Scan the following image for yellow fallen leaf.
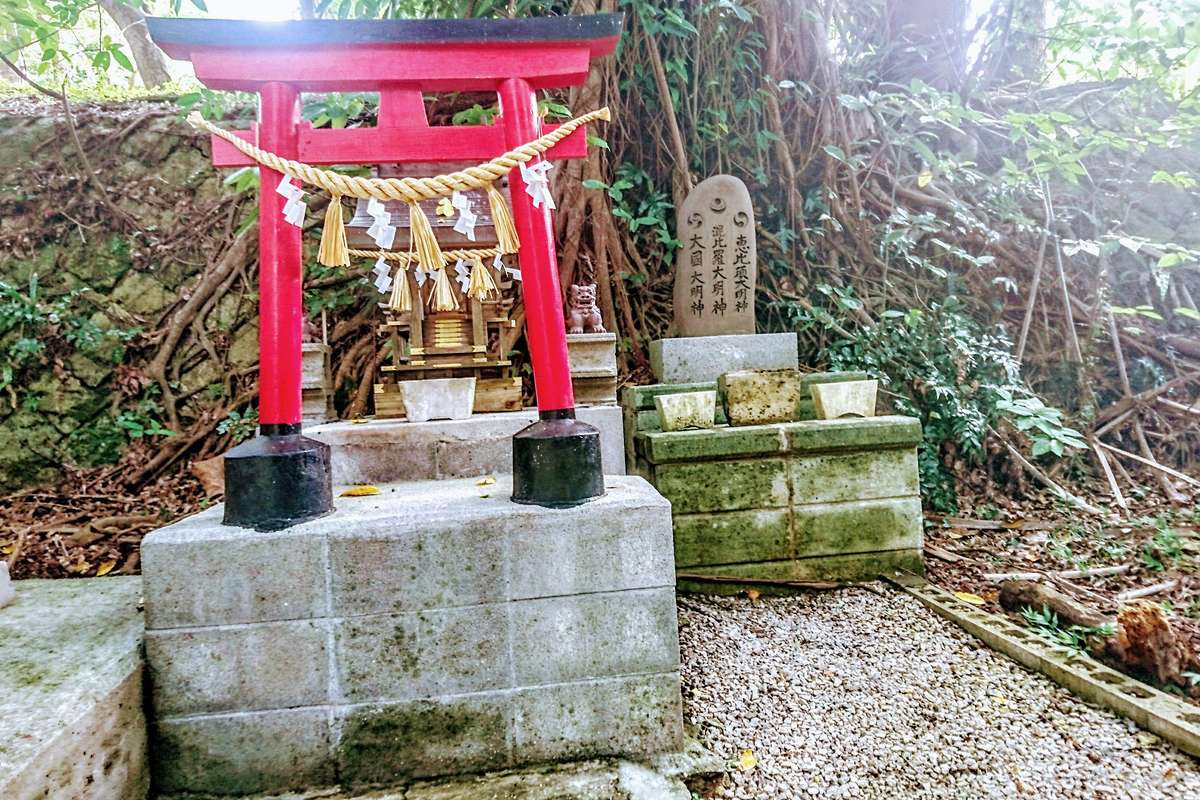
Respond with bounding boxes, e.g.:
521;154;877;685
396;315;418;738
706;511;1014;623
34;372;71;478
476;476;496;486
95;559;118;577
436;198;455;217
350;418;369;425
745;588;761;606
992;693;1007;706
954;591;986;605
479;494;491;499
737;749;757;771
917;170;933;188
340;485;381;497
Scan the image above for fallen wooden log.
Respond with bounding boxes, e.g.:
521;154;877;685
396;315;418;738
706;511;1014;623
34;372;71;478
999;579;1110;628
984;565;1130;582
1116;579;1179;602
998;579;1193;686
925;545;965;563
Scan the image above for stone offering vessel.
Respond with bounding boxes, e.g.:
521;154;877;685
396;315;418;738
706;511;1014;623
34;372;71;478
567;283;606;334
672;175;757;337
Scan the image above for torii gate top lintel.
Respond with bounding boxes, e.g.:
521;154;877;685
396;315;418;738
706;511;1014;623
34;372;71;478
146;15;622;92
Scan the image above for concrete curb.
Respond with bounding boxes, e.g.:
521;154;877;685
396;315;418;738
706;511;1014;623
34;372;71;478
886;574;1200;759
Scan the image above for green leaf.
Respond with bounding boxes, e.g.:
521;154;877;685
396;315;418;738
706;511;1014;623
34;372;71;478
111;47;133;72
823;144;846;162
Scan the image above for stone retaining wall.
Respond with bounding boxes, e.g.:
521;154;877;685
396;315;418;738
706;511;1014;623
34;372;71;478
624;382;923;584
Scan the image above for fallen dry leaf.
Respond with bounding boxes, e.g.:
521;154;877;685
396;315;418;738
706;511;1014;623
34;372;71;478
1135;731;1160;747
737;749;757;771
476;476;496;486
954;591;987;605
190;455;225;498
95;559;118;577
339;485;381;497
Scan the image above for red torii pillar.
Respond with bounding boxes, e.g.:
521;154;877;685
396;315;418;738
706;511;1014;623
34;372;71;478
148;14;622;528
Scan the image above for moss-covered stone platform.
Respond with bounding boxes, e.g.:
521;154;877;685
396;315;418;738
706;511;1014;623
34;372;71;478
623;384;924;587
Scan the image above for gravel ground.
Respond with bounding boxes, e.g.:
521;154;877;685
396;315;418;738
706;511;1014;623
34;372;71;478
678;586;1200;800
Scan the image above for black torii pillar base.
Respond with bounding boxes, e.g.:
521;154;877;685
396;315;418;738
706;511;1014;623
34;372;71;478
511;410;605;508
222;424;333;531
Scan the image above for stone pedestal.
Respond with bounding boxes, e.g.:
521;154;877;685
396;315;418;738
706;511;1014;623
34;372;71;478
306;407;626;484
650;333;797;384
141;475;684;796
301;343;335;424
567;332;618;406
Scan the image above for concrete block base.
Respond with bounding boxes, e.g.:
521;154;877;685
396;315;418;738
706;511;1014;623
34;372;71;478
141;475;683;796
650;333;797;383
1;578;147;800
306;407;625;485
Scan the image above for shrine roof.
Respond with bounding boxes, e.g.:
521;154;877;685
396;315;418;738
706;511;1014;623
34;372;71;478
146;14;623;60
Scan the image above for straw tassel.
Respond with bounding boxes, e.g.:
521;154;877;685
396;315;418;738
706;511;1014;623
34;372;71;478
428;265;459;312
318;195;350;267
486;183;521;254
467;257;499;301
408;201;445;270
389;265;412;313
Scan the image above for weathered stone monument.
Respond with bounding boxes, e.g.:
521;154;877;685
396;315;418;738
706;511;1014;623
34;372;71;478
672;174;757;337
651;175;797;383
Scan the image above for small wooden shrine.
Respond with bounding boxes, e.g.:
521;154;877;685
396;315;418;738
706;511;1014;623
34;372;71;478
349;165;522;417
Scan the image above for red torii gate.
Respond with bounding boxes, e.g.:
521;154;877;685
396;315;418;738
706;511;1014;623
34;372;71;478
147;15;622;528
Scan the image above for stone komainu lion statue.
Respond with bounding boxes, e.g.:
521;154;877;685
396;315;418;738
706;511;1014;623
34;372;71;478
567;283;606;334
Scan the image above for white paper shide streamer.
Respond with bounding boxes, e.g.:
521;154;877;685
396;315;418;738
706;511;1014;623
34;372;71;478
372;256;392;294
366;198;397;250
519;161;555;210
494;252;521;282
454;259;471;292
450;191;478;241
276;177;307;226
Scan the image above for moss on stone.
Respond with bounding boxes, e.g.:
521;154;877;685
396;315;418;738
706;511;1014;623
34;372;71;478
782;415;922;453
338;700;507;788
655;458;789;514
673;508;792;568
642;425;784;463
790;448;919;505
794;497;923;557
676;549;925;594
622;382;719;411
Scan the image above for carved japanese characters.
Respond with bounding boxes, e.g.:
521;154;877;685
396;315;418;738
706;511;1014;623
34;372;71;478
671;175;757;337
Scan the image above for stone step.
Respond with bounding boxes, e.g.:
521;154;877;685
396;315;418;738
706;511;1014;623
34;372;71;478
161;742;726;800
